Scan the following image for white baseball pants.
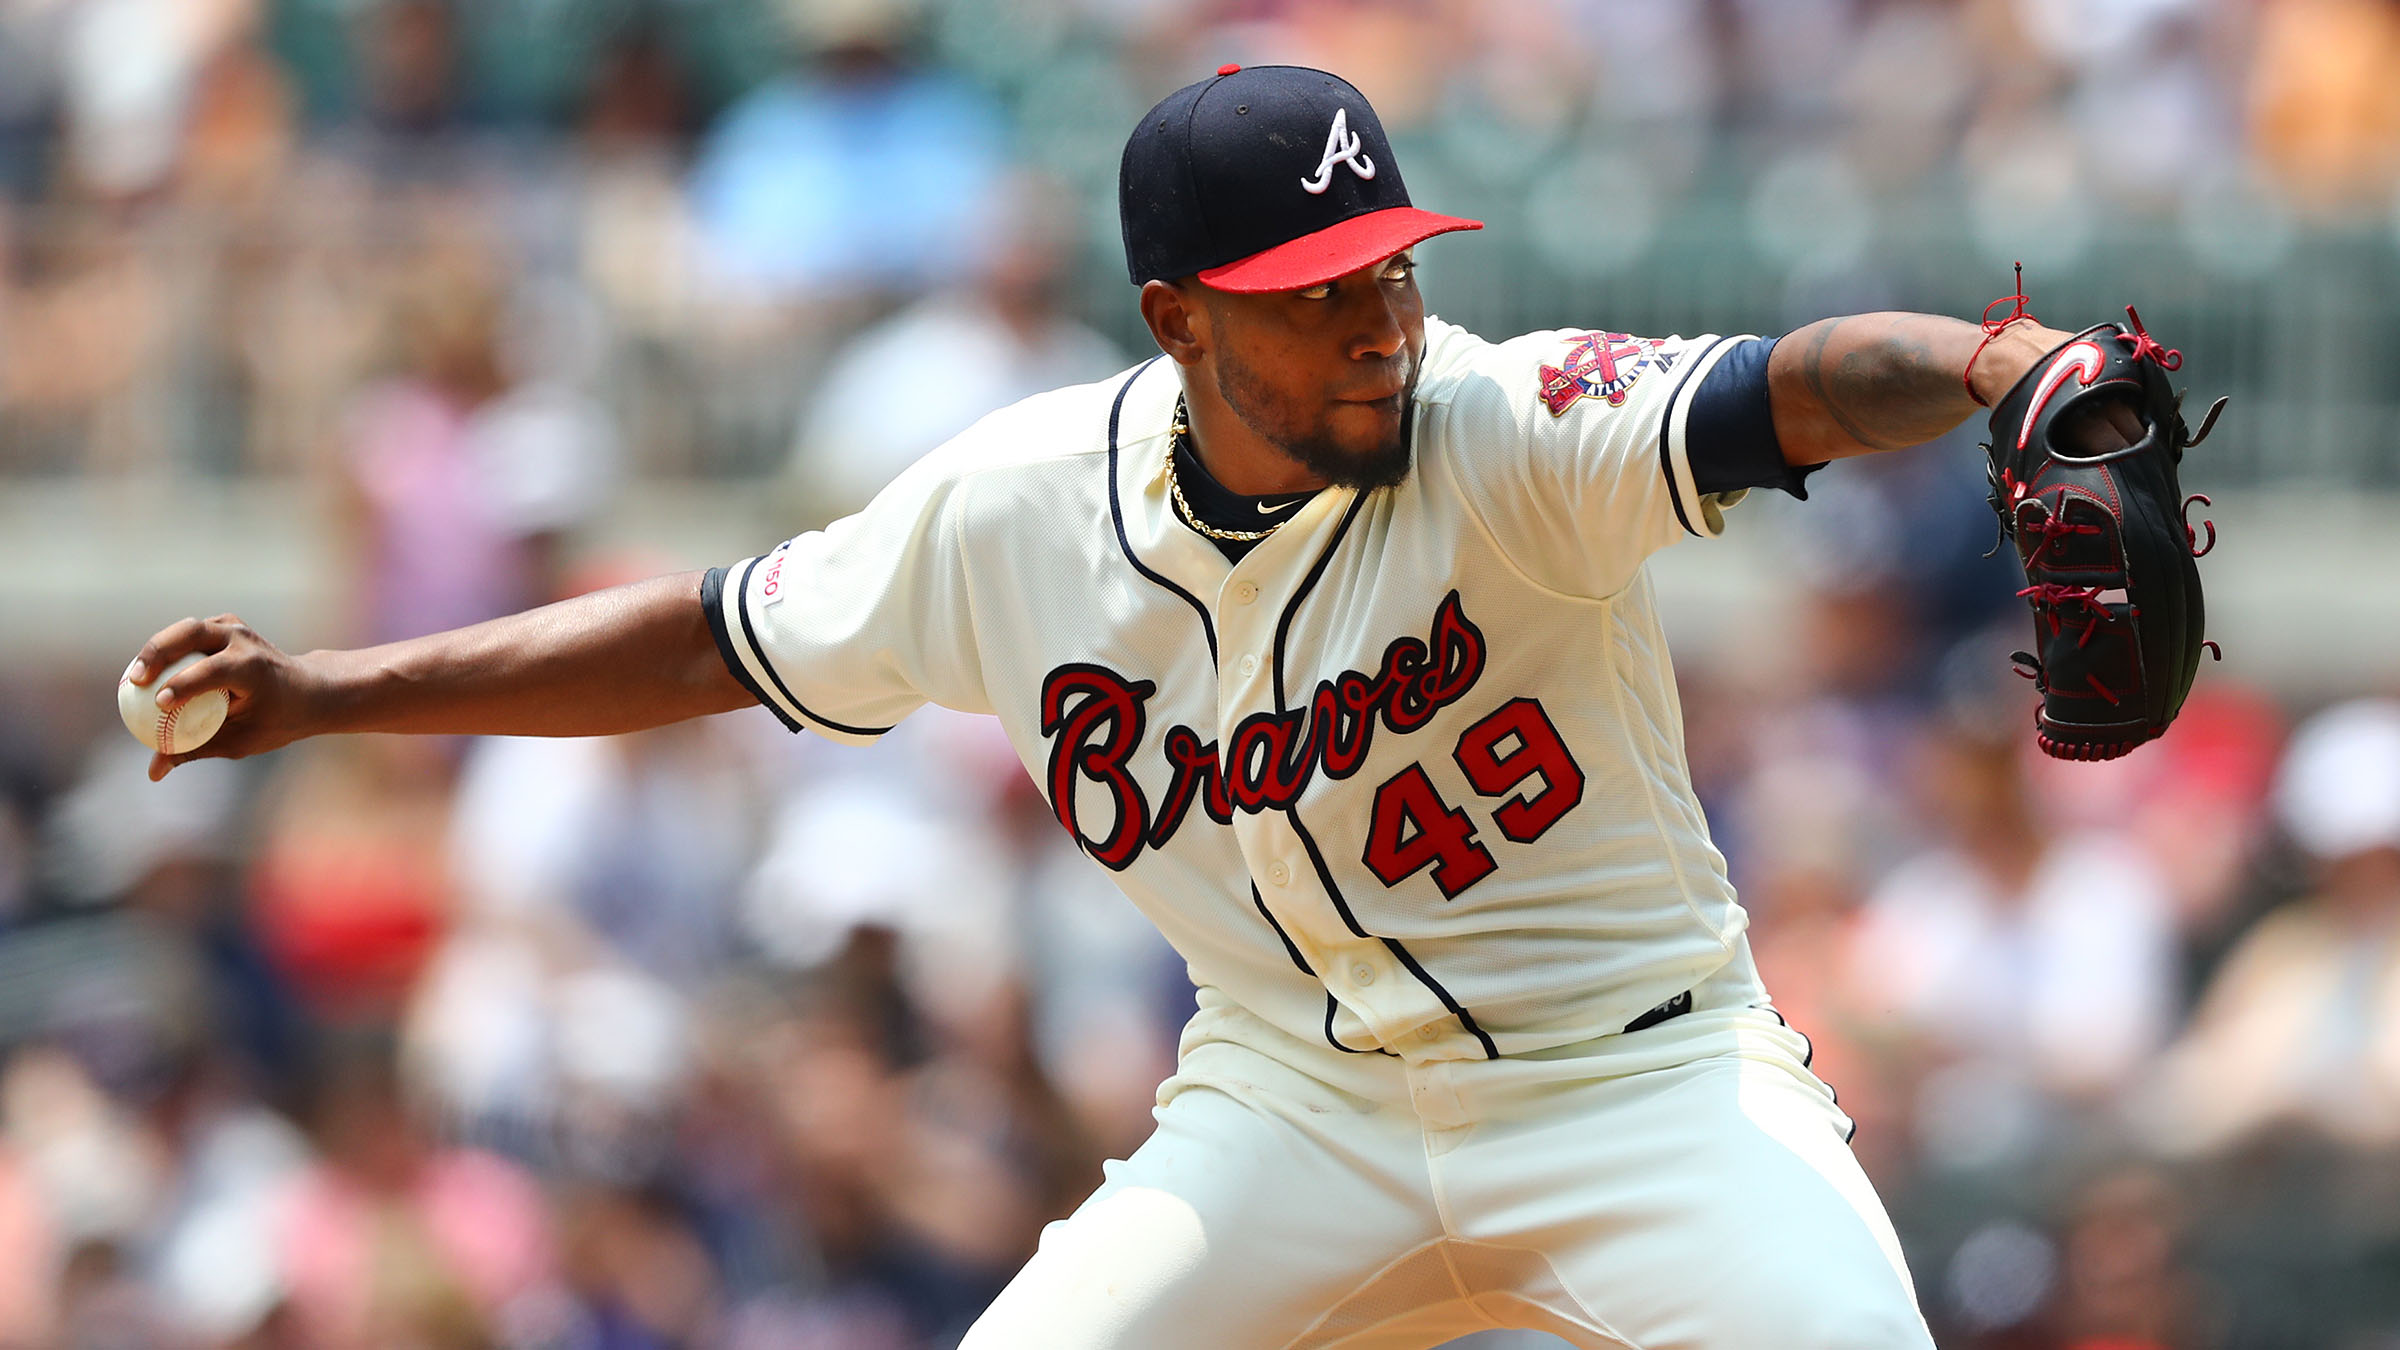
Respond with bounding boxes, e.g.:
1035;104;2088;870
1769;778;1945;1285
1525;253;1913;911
960;978;1932;1349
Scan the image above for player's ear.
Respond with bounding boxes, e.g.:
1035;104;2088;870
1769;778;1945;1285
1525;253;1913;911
1140;278;1209;366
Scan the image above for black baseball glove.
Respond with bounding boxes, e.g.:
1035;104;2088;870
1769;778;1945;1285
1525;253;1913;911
1984;309;2226;761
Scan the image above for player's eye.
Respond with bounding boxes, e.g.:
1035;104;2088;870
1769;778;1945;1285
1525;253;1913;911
1298;256;1411;302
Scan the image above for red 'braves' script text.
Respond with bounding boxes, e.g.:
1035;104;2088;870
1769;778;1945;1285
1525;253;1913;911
1039;591;1486;870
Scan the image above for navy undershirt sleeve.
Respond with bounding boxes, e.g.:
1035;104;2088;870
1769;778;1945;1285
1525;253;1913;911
1684;335;1823;501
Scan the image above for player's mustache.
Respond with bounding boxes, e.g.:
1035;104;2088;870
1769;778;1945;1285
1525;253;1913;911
1339;356;1416;402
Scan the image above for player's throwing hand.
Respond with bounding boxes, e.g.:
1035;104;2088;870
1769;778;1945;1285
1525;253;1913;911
120;572;753;781
123;614;324;781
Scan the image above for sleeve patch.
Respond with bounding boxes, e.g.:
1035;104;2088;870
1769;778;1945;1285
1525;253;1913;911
756;539;793;608
1538;331;1669;416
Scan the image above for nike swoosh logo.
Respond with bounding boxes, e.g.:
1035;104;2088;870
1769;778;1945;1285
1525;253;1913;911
1256;499;1305;515
2017;340;2106;451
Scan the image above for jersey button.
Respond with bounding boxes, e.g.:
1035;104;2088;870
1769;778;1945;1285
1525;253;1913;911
1267;861;1290;886
1417;1025;1441;1043
1351;963;1376;985
1238;654;1259;677
1234;581;1259;604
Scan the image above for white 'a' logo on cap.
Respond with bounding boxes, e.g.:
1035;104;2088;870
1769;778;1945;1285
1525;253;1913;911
1300;107;1376;194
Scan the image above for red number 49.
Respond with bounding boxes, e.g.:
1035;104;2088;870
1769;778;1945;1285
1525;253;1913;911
1362;698;1585;899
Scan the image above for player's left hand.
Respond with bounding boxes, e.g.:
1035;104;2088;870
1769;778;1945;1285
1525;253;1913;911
1981;308;2227;760
1970;320;2144;456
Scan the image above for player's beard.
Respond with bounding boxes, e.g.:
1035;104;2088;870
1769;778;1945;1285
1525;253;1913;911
1214;347;1416;491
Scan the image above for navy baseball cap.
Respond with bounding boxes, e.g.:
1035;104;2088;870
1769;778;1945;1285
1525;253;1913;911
1119;64;1482;293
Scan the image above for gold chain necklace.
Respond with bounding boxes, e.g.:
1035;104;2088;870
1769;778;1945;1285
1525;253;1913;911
1165;395;1294;544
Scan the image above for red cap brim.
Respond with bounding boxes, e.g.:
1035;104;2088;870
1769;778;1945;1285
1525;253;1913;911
1196;206;1484;293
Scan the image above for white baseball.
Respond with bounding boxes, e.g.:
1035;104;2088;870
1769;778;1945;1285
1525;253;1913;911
118;652;229;755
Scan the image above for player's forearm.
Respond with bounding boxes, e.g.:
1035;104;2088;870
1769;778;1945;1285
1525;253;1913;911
308;571;752;738
1768;311;2067;465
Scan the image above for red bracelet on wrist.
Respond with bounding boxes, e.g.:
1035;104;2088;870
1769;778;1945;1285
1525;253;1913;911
1965;262;2035;408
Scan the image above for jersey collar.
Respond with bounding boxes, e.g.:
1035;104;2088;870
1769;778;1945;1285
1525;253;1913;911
1109;358;1358;610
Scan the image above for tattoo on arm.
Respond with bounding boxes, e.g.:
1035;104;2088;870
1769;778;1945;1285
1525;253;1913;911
1784;313;1983;459
1796;316;1973;452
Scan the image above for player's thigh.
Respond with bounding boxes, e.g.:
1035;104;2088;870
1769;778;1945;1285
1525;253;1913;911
960;1076;1444;1350
1469;1025;1932;1350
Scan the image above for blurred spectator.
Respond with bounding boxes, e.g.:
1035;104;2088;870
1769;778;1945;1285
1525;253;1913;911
574;21;707;474
275;1032;555;1350
178;6;294;212
2248;0;2400;214
338;0;477;182
787;175;1124;517
338;254;619;647
139;1053;311;1343
43;739;242;908
725;952;1015;1348
409;696;765;1160
552;1181;720;1349
446;713;763;991
0;210;164;474
1847;722;2178;1156
2051;1166;2195;1350
55;0;254;204
581;20;696;159
676;2;1020;477
53;1237;191;1350
1832;1;1975;193
2017;683;2288;988
2147;700;2400;1153
247;738;457;1023
0;3;64;201
684;0;1006;303
0;1046;158;1289
39;735;308;1084
0;1095;59;1345
1014;817;1187;1163
742;756;1019;1023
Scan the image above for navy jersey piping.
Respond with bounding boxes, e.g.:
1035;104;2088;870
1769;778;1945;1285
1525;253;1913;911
719;558;894;738
1105;358;1217;663
1270;487;1370;701
1654;335;1735;538
701;566;803;734
1287;813;1500;1059
1768;1006;1855;1143
1112;359;1349;1045
1254;884;1382;1056
1326;992;1393;1057
1254;883;1313;975
1271;471;1500;1061
1379;935;1497;1058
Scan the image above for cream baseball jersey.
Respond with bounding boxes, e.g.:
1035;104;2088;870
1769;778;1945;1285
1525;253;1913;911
705;316;1772;1059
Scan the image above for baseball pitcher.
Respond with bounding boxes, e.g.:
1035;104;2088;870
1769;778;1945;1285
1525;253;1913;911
129;66;2219;1349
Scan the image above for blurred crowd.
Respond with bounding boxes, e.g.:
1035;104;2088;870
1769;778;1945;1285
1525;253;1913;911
2;2;2400;1349
5;0;2400;481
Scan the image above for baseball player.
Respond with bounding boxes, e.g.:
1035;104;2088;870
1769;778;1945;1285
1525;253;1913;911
132;66;2137;1348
